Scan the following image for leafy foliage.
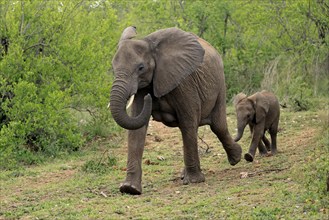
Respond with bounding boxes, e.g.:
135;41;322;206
0;1;118;169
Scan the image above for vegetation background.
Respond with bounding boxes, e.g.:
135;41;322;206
0;0;328;219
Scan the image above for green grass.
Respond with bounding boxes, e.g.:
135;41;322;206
0;107;328;219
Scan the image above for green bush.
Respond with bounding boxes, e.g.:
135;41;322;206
0;80;83;169
287;76;314;111
0;1;118;169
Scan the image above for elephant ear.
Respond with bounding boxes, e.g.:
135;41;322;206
249;92;270;124
233;93;247;108
120;26;137;41
144;28;205;98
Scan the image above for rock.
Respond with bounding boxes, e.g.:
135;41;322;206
240;172;249;179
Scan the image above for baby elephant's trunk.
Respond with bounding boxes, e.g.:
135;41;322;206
234;124;245;142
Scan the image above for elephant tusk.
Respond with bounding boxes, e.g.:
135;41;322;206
108;95;134;109
126;95;135;110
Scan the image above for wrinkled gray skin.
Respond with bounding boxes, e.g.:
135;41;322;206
233;91;280;162
110;26;242;195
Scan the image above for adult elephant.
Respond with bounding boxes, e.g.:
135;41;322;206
110;26;242;195
233;91;280;162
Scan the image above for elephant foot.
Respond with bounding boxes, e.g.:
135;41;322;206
258;146;268;156
270;149;278;155
226;142;242;166
181;168;205;185
119;182;142;195
244;153;254;162
265;145;271;152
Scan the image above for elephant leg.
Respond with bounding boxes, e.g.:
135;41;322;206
210;124;242;165
120;126;147;195
269;126;278;155
262;134;271;151
249;123;254;138
179;125;205;185
245;123;265;162
210;104;242;165
120;92;149;195
258;138;268;156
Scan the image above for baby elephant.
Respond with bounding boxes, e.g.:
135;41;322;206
233;90;280;162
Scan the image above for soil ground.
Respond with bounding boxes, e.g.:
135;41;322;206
0;108;328;219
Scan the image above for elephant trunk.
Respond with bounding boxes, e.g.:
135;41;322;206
234;122;246;142
110;79;152;130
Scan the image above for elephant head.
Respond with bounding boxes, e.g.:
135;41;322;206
233;92;269;142
110;27;205;130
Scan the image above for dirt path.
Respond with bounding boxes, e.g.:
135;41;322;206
0;110;327;219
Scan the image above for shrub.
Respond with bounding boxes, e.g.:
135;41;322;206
0;80;83;169
287;76;314;111
0;1;119;169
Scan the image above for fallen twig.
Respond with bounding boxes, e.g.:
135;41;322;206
240;167;290;178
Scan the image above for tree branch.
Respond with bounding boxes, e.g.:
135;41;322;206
23;43;47;53
19;1;25;35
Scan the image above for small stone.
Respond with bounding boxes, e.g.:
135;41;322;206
240;172;249;178
157;156;165;161
154;135;163;142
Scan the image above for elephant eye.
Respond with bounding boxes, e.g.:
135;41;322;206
138;63;144;72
